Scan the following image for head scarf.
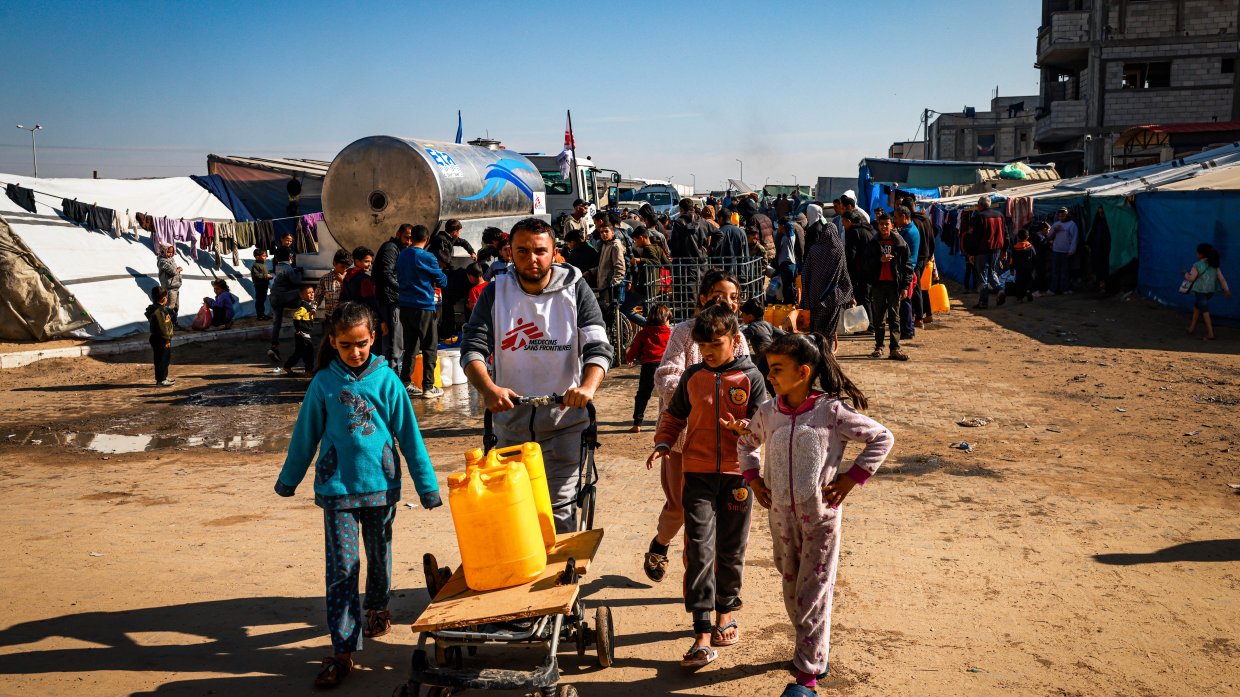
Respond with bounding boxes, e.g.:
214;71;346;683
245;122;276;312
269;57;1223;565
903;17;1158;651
806;203;823;227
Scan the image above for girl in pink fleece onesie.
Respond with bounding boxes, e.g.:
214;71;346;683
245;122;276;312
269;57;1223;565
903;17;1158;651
728;332;893;696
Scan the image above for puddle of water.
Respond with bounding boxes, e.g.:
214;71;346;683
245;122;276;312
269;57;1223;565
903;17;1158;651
9;430;290;454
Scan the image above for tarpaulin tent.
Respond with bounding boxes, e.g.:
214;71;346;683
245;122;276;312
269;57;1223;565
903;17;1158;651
191;174;255;221
1135;191;1237;320
207;155;327;221
0;173;256;339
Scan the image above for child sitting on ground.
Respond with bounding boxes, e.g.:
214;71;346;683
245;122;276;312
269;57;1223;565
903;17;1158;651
728;332;894;696
274;302;441;689
625;303;672;433
204;280;239;329
648;303;767;669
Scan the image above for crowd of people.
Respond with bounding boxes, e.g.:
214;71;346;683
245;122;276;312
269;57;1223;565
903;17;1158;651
228;212;896;696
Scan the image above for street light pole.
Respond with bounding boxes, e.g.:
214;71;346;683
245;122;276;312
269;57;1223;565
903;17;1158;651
735;159;743;182
16;124;43;177
792;174;798;191
690;173;696;194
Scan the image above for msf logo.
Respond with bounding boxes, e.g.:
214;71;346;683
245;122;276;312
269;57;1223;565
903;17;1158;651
501;318;545;352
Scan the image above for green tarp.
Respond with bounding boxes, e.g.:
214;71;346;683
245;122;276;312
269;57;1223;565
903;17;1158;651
1090;195;1139;275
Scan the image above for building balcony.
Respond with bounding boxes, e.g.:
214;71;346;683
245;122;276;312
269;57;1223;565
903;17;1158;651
1034;100;1087;143
1037;10;1090;67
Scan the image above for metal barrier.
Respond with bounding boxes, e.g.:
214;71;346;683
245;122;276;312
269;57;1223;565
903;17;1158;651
593;256;768;360
632;257;767;325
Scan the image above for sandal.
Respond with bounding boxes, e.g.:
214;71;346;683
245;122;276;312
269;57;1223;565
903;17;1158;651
869;348;883;358
888;349;910;362
314;656;352;688
679;643;718;668
711;620;740;647
363;609;391;638
643;552;669;583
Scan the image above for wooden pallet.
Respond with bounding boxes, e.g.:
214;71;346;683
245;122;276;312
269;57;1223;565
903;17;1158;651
411;528;604;633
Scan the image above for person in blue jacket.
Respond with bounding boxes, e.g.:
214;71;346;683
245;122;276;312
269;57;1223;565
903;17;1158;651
396;224;449;398
274;301;442;689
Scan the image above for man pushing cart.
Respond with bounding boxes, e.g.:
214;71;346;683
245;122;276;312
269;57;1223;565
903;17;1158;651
461;217;613;533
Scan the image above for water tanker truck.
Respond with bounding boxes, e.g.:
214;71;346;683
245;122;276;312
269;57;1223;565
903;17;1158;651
302;135;618;279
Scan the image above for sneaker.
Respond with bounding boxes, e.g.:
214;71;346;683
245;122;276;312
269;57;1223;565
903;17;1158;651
266;347;281;363
273;367;288;376
157;379;175;386
406;384;423;396
419;386;444;399
914;320;924;329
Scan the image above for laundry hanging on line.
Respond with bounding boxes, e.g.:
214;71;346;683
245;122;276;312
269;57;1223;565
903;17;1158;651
5;183;36;213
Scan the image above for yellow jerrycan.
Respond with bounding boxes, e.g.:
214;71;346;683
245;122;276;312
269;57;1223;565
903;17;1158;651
447;461;547;591
486;443;556;549
930;283;951;314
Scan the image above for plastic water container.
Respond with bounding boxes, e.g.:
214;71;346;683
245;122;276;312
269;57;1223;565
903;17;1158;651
448;461;547;591
930;284;951;314
840;304;870;334
485;443;555;549
410;356;443;389
439;349;460;387
452;354;467;385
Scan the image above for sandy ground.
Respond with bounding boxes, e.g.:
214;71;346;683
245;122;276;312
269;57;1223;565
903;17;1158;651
0;288;1237;697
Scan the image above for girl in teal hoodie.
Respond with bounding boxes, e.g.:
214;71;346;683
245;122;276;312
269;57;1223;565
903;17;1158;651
275;301;441;688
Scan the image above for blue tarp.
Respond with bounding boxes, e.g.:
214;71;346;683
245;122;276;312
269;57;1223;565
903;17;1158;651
1135;191;1238;320
191;174;255;222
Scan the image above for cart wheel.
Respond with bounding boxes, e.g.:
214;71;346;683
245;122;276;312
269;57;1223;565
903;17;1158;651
557;684;579;697
426;687;453;697
595;606;615;668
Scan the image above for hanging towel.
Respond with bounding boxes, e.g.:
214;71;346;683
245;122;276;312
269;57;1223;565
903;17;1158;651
5;184;36;213
136;211;156;233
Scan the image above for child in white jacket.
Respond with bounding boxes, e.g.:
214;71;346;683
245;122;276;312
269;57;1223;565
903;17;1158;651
726;332;893;697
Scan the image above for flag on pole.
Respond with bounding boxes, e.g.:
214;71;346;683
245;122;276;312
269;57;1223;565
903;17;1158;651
455;111;463;144
557;110;575;180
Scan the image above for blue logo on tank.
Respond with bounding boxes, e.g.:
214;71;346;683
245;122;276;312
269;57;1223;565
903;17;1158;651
460;158;536;201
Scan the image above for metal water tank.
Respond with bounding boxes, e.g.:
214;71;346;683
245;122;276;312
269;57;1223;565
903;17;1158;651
322;136;544;252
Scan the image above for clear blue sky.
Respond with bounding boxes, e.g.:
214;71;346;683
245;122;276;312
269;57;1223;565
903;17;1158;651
0;0;1040;189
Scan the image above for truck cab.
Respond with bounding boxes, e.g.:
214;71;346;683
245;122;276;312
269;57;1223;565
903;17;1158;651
527;155;620;235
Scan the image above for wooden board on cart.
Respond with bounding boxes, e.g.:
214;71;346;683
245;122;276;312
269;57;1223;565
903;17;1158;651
411;528;605;633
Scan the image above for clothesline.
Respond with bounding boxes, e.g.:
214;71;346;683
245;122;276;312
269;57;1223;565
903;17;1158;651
0;180;236;223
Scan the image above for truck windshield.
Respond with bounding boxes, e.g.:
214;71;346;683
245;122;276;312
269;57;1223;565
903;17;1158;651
638;191;672;206
540;171;573;195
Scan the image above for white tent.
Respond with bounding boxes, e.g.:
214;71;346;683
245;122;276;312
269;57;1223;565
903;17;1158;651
0;173;259;340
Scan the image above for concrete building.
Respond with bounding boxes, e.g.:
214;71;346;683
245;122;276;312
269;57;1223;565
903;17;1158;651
887;140;926;159
926;96;1039;163
1035;0;1240;174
